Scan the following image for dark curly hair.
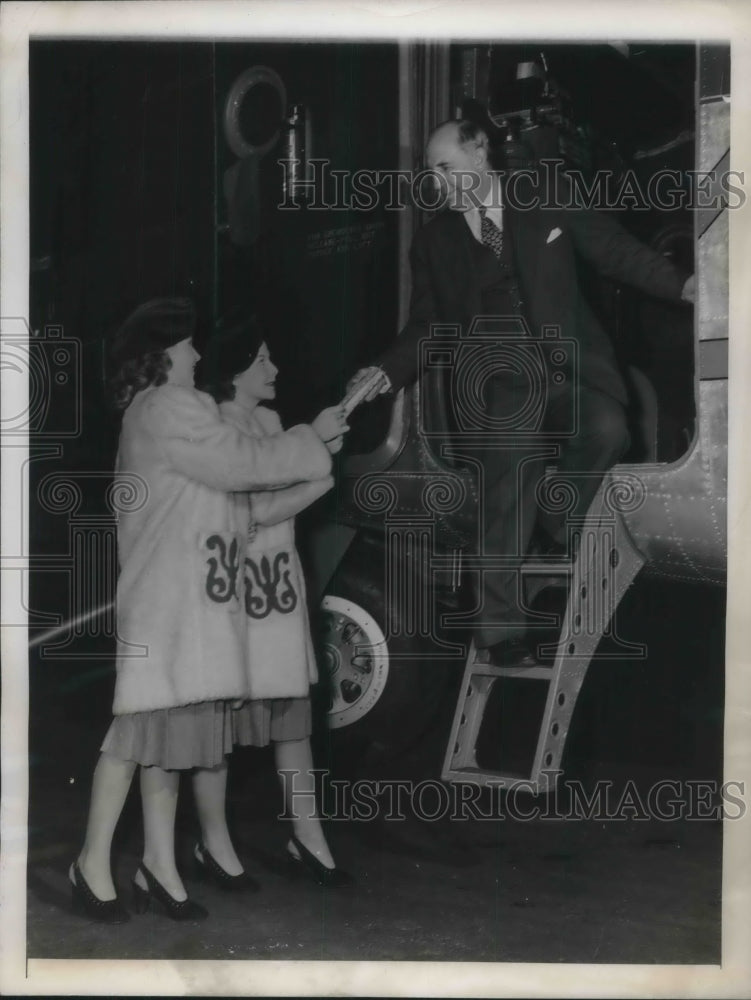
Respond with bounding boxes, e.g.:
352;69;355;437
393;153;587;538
108;350;172;412
194;315;266;404
105;297;196;412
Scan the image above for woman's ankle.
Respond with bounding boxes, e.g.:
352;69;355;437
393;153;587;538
139;856;187;900
72;853;117;900
291;823;336;869
198;834;243;876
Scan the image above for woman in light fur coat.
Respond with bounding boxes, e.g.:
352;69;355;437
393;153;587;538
196;320;353;887
71;299;347;922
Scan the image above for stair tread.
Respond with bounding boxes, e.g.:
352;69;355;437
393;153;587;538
468;662;554;680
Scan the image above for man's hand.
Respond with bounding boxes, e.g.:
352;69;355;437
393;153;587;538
345;366;391;403
681;274;695;304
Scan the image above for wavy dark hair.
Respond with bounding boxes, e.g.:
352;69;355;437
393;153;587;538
105;297;196;412
194;316;266;404
108;350;172;412
193;358;235;405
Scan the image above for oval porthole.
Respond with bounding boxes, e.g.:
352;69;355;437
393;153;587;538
223;66;287;159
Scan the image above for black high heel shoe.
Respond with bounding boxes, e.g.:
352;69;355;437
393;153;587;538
286;835;354;888
132;864;208;921
193;842;260;892
69;861;130;923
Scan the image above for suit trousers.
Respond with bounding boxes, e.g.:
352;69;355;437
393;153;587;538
472;375;630;648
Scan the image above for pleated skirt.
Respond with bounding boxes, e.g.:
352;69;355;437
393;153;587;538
101;697;312;771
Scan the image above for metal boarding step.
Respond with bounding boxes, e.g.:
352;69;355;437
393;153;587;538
441;490;647;793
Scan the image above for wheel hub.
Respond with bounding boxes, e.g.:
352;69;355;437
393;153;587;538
320;595;389;729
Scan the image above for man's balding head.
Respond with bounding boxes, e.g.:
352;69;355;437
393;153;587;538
429;119;490;152
425;119;494;212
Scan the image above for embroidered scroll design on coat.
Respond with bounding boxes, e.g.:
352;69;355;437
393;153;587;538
244;551;298;618
204;534;241;603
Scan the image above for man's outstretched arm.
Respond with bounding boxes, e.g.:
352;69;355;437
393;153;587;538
348;229;440;399
564;190;693;303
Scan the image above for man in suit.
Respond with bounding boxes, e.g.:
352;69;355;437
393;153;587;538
350;119;693;668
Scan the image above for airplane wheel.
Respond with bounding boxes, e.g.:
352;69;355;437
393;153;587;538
315;574;453;767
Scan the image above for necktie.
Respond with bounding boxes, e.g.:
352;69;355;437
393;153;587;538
479;206;503;259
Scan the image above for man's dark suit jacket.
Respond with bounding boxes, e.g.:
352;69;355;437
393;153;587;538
377;185;687;407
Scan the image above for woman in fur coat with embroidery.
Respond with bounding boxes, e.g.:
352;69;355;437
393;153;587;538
196;320;354;887
71;299;347;922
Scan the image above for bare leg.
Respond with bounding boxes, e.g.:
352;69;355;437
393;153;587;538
74;752;137;900
192;763;243;875
136;765;185;900
276;738;335;869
